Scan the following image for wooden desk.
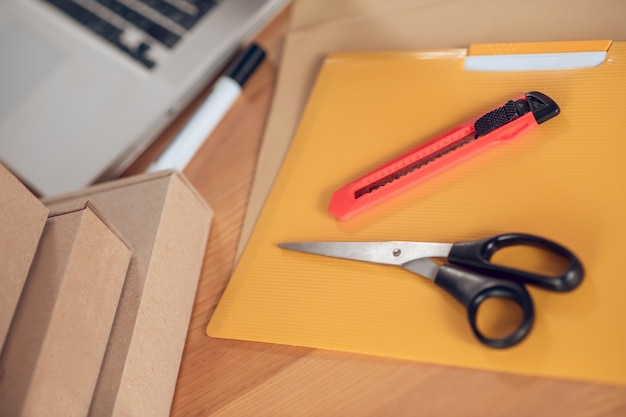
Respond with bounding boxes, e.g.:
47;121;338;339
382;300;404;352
124;5;626;416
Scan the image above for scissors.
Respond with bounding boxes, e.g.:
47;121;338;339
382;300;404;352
278;233;584;348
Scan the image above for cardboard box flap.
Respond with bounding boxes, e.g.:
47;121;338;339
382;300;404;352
0;163;48;351
47;200;132;250
44;170;212;216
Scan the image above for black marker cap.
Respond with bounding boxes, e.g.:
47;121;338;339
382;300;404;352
227;43;266;87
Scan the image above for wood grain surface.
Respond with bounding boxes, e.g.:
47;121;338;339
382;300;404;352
123;5;626;416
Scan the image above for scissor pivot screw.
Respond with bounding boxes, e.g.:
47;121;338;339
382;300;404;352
393;248;402;257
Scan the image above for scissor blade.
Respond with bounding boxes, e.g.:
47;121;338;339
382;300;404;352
278;241;452;268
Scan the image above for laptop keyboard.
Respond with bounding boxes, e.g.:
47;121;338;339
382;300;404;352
42;0;218;69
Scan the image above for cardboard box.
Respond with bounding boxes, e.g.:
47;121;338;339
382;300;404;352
43;170;213;417
0;202;132;417
0;163;48;350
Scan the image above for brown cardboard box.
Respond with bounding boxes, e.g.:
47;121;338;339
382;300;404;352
0;163;48;350
42;170;213;417
0;202;132;417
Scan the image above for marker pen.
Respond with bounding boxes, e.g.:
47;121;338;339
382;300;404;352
148;43;266;172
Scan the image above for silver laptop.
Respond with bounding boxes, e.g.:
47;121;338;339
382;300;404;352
0;0;285;196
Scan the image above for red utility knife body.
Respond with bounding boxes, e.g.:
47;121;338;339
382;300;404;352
328;91;560;221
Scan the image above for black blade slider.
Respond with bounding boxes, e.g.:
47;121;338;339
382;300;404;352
474;91;560;138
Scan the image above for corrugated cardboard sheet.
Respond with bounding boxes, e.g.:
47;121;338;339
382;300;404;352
210;41;626;385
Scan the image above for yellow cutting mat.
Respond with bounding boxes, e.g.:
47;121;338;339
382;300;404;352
208;41;626;385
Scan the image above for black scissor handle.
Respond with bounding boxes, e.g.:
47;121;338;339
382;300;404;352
446;233;584;292
435;264;535;348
